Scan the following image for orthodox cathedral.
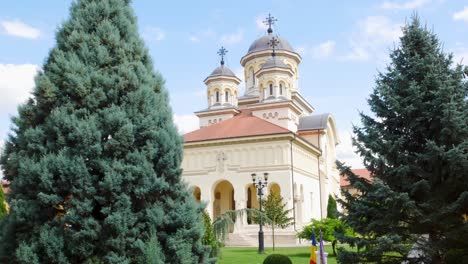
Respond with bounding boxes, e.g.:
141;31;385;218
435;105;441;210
182;15;340;245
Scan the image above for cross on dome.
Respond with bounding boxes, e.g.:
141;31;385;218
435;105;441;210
263;13;277;34
268;36;280;57
217;46;228;65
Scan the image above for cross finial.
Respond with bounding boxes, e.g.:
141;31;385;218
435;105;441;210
269;36;280;57
217;46;228;66
263;13;277;34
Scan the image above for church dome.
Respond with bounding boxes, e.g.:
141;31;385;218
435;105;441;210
206;65;237;79
247;35;295;55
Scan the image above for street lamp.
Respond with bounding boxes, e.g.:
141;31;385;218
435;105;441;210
251;172;269;254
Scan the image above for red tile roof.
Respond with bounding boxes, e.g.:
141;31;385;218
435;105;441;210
340;168;373;187
184;110;291;143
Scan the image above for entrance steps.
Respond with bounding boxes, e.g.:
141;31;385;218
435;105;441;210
225;226;300;247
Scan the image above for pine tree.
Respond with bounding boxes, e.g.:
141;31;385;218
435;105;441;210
337;16;468;263
0;0;210;263
262;192;293;251
326;194;337;219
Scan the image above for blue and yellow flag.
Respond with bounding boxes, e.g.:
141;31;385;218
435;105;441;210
309;232;317;264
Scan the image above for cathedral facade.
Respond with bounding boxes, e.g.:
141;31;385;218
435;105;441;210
182;17;340;245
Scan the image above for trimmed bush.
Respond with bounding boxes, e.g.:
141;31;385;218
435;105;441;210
263;254;292;264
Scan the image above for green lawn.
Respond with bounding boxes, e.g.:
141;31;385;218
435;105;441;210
218;245;338;264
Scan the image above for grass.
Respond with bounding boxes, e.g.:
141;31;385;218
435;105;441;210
218;245;339;264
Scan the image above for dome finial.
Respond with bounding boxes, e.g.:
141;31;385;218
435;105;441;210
269;36;280;57
263;13;277;34
217;46;228;66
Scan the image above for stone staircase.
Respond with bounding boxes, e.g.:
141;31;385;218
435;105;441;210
225;225;299;247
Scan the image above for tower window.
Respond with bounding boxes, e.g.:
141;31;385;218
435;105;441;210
216;91;219;103
280;84;283;95
225;91;229;103
269;84;273;95
251;69;255;86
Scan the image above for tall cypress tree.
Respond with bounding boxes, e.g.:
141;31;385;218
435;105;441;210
338;16;468;263
0;0;211;263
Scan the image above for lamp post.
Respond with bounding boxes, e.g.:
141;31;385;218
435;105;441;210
251;172;269;254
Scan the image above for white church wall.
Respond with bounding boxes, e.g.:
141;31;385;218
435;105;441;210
198;113;235;128
251;107;298;131
292;171;322;228
182;139;293;221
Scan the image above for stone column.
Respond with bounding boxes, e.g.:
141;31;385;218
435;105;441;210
220;89;225;105
233;184;246;233
201;185;214;221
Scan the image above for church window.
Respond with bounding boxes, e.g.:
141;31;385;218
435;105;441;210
225;91;229;103
269;84;273;95
280;84;283;95
216;91;219;103
251;69;255;86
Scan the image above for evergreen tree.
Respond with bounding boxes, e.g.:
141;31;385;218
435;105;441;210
337;16;468;263
262;192;293;251
0;0;210;263
326;194;337;219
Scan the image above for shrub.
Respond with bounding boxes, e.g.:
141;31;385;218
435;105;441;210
263;254;292;264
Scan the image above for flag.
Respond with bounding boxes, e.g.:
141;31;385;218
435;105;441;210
319;229;327;264
309;232;317;264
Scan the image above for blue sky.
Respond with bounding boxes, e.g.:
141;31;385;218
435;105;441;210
1;0;467;169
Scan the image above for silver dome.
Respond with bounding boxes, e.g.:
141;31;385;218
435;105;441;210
206;65;237;78
247;35;295;54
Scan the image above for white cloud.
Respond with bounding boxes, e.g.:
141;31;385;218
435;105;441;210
296;41;336;59
256;15;269;31
452;45;468;64
453;6;468;23
188;29;215;43
220;29;244;46
173;114;199;134
143;27;166;42
381;0;431;10
1;20;41;39
189;35;200;43
342;16;402;62
312;40;336;58
0;64;40;115
336;130;364;169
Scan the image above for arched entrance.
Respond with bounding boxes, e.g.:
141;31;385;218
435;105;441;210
246;184;260;224
269;183;281;196
192;186;201;202
213;180;235;220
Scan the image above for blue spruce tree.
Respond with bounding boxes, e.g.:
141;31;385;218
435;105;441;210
0;0;211;263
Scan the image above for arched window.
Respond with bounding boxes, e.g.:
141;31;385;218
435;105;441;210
251;69;255;86
216;91;219;103
280;84;283;95
269;84;273;96
225;91;229;103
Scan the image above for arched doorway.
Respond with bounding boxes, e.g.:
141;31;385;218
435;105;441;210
246;184;260;224
192;186;201;202
269;183;281;196
213;180;235;220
